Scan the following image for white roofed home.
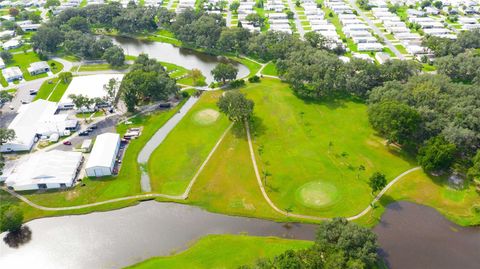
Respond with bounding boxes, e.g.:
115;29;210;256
3;150;83;191
28;61;50;76
2;66;23;82
85;133;121;177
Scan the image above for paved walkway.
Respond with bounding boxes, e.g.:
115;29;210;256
138;96;200;192
3;121;420;223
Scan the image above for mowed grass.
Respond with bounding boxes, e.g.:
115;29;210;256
148;91;230;195
261;62;278;76
243;78;416;217
34;78;70;102
17;103;185;221
357;169;480;227
125;235;313;269
187;123;285;220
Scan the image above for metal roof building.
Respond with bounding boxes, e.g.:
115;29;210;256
3;150;83;191
85;133;120;177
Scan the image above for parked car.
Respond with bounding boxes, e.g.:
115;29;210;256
21;100;28;104
29;89;38;95
79;131;89;136
63;141;72;145
89;124;98;129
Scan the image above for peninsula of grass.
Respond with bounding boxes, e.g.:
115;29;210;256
14;102;185;221
357;169;480;227
125;235;313;269
148;91;230;195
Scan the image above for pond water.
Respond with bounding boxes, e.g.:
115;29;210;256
0;201;317;269
111;36;250;84
374;202;480;269
1;201;479;269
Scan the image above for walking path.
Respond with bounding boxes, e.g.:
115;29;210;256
138;96;200;192
245;121;421;221
3;121;420;223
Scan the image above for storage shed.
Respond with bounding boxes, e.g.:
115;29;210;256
85;133;120;177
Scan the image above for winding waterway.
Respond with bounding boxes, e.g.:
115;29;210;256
111;36;250;84
1;201;479;269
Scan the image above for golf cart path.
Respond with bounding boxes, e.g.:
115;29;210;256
245;121;421;221
3;123;420;222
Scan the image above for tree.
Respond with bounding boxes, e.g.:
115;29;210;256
102;46;125;67
433;1;443;9
8;8;19;17
246;13;265;27
286;10;294;20
217;91;254;122
103;78;119;105
31;26;64;53
229;1;240;13
69;94;94;120
67;16;90;33
0;206;23;233
417;136;457;172
0;128;15;145
0;51;13;63
467;150;480;182
45;0;61;8
368;101;422;147
189;68;203;86
211;63;238;83
58;72;73;84
218;0;228;11
368;172;387;194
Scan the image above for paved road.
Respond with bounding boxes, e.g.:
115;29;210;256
347;0;405;60
287;0;306;37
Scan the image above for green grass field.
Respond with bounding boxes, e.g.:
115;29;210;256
77;64;130;72
34;78;70;102
243;78;416;217
148;91;230;195
6;52;62;81
125;235;312;269
261;62;278;76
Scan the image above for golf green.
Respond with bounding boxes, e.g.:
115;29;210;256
296;181;339;208
193;108;220;125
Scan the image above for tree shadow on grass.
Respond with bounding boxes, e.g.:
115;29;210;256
3;226;32;248
231;115;267;140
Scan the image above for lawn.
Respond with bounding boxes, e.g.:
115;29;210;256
148;91;230;195
230;57;262;78
394;44;408;55
77;63;130;72
186;123;286;221
34;78;70;102
15;102;185;221
125;235;313;269
243;78;417;218
261;62;278;76
7;51;62;81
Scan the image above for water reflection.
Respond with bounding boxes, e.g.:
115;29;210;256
111;36;250;83
3;226;32;248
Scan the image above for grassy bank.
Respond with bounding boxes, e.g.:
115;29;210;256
148;91;230;195
125;235;313;269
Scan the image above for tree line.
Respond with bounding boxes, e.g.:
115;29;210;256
240;218;380;269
